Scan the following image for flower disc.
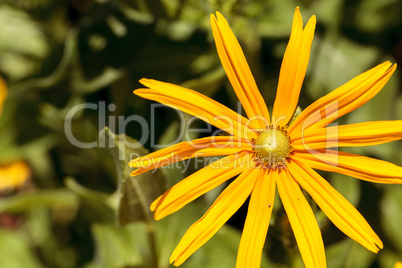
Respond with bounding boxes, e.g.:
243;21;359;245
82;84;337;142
254;127;292;169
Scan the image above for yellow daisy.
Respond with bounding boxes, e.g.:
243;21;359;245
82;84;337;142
0;160;30;191
130;7;400;268
0;78;30;191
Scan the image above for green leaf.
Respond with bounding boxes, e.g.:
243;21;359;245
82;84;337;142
329;173;361;207
99;127;166;225
326;239;375;268
26;208;78;268
155;202;203;267
0;228;44;268
185;225;273;268
86;223;144;268
381;186;402;253
71;66;125;94
0;190;78;213
10;30;77;95
343;241;376;268
156;201;273;268
0;6;49;80
378;249;402;268
306;35;380;101
65;177;116;224
181;66;226;97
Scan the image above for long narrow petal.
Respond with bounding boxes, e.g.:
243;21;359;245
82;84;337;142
236;170;276;268
129;136;252;176
291;120;402;150
289;62;396;136
151;153;251;220
170;167;261;266
272;7;316;126
293;150;402;184
211;12;269;129
276;169;326;268
289;161;382;252
135;79;256;140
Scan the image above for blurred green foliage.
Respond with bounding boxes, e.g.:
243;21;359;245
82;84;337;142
0;0;401;267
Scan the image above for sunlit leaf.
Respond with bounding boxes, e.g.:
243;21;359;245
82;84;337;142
10;30;76;94
0;228;44;268
0;5;49;80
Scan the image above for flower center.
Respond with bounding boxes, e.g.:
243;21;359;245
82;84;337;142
253;126;292;169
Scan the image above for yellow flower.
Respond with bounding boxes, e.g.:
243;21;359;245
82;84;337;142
0;76;6;116
130;7;400;268
0;78;30;191
395;262;402;268
0;161;30;191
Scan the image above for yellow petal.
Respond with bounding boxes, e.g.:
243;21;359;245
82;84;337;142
289;62;396;136
211;12;269;129
395;262;402;268
291;120;402;150
0;77;7;116
293;150;402;184
236;170;275;268
170;167;261;266
129;136;252;176
289;161;382;252
0;161;30;191
151;153;251;220
135;79;257;140
276;169;326;268
272;7;316;126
